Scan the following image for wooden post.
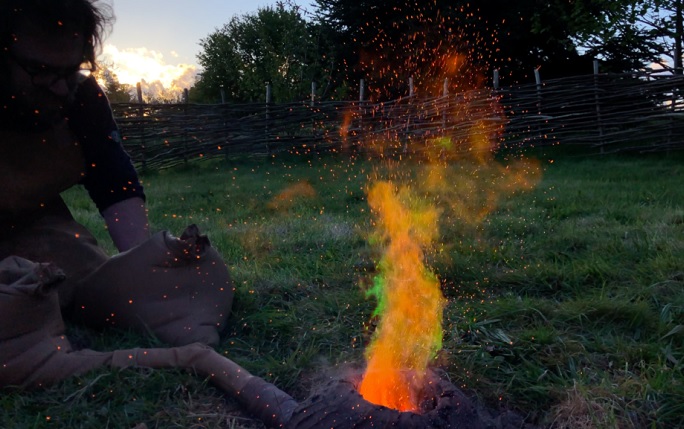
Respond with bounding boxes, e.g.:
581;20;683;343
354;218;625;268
405;76;415;153
136;82;143;104
265;82;272;155
136;82;146;171
669;52;678;152
442;78;448;134
219;85;228;159
311;81;316;107
534;67;542;114
266;82;272;104
534;68;543;142
593;59;605;153
182;88;189;164
358;79;366;150
491;69;502;149
311;81;317;139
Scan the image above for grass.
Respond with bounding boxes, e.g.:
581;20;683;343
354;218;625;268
3;147;683;428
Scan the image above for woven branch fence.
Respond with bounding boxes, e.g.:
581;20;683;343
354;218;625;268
112;70;684;170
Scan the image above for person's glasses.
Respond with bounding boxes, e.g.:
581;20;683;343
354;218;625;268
9;53;91;87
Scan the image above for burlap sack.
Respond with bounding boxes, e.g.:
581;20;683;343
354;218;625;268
0;198;109;310
0;256;113;389
70;224;234;346
0;256;296;429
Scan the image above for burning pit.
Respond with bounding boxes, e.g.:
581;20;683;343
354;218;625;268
285;370;483;429
278;366;535;429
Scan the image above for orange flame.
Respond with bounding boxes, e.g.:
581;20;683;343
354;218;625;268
359;181;445;412
267;181;316;211
353;5;541;408
357;108;541;413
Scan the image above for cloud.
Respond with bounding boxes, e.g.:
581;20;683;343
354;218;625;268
101;44;198;100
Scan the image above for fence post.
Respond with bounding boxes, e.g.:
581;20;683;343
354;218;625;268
216;85;229;160
136;82;143;104
182;88;189;165
358;79;365;149
669;54;678;151
534;68;542;114
404;77;415;153
534;68;544;141
311;81;316;107
491;69;502;149
442;77;449;134
265;82;272;155
593;59;605;153
136;82;146;171
310;81;317;140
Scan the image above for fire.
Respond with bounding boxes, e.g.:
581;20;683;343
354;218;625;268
357;107;541;414
342;3;542;412
267;181;316;211
359;181;445;412
339;110;355;153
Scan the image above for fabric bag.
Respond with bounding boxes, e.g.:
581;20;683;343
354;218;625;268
70;224;234;346
0;256;112;388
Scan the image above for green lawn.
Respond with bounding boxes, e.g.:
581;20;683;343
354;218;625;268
2;148;683;428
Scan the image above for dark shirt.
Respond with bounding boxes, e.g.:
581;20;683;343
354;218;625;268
68;76;145;212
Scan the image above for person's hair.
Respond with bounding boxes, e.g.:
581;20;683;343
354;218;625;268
0;0;113;72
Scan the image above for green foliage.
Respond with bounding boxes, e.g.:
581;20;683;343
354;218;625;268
313;0;642;88
190;1;683;100
94;64;134;103
194;2;330;103
573;0;684;73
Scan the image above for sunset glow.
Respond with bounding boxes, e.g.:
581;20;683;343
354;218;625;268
100;44;198;101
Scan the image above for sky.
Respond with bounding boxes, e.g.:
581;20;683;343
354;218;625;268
101;0;316;98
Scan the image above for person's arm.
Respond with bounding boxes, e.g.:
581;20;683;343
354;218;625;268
69;77;149;252
101;196;150;252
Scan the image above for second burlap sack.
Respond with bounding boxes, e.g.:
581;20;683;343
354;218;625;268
0;256;296;429
70;224;234;346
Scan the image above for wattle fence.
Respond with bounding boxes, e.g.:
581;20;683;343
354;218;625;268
112;70;684;170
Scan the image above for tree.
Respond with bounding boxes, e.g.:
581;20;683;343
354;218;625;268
628;0;684;73
194;1;326;103
314;0;497;98
565;0;674;73
94;63;134;103
314;0;646;92
314;0;584;94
